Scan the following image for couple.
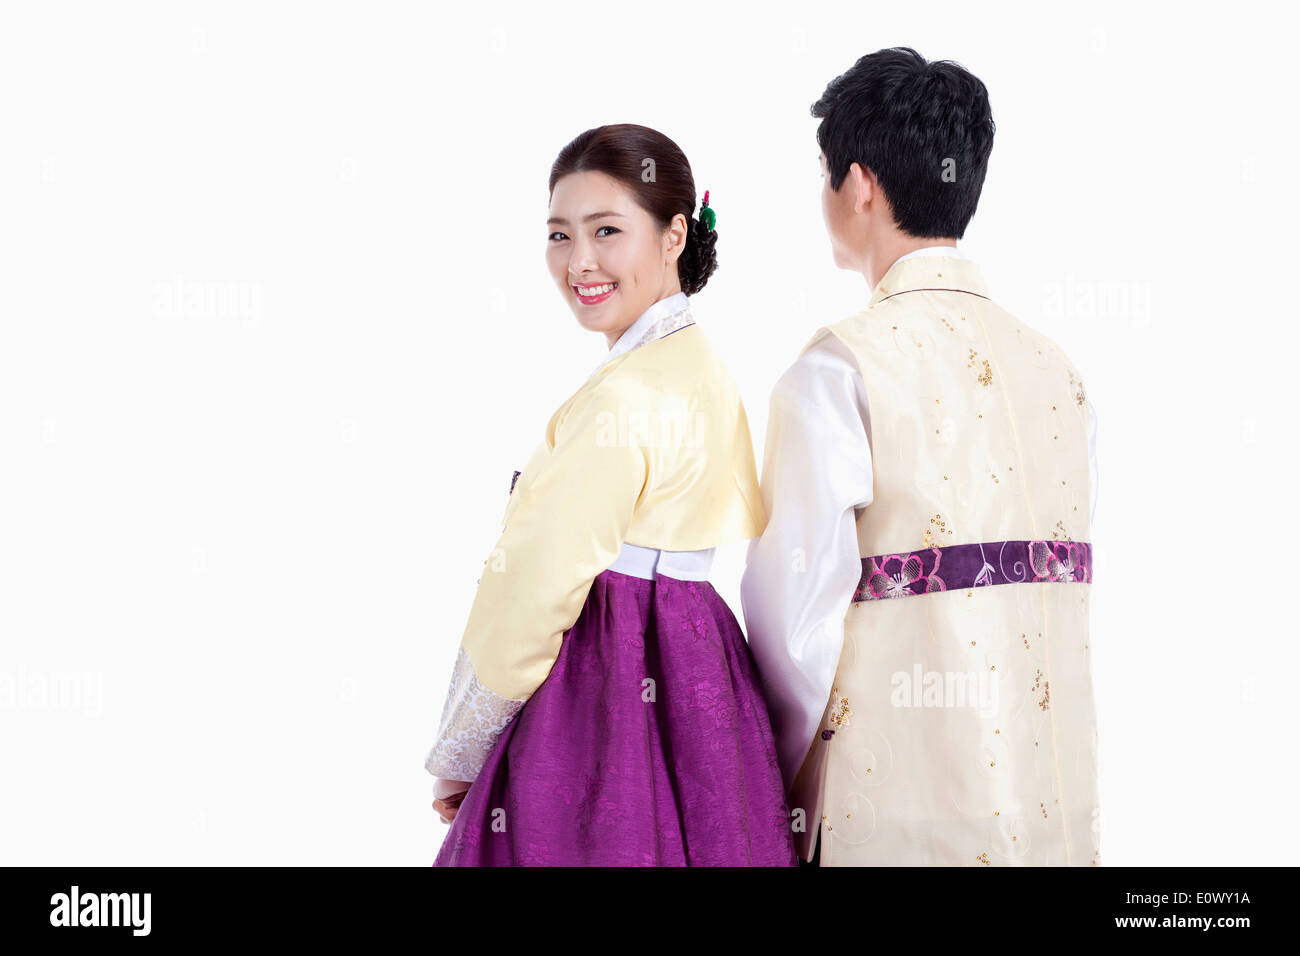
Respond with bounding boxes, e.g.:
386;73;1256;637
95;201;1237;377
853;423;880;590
425;47;1101;867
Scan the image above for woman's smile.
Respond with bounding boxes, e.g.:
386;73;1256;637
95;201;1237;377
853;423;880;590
572;281;618;305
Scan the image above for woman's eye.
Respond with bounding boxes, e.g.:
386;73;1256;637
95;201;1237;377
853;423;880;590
596;226;620;237
548;232;568;242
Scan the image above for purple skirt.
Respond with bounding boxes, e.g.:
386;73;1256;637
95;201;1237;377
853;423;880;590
434;569;798;866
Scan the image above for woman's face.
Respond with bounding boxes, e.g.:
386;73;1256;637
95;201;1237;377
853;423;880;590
547;171;686;346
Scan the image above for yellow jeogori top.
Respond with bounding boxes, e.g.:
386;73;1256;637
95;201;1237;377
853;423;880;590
426;298;765;783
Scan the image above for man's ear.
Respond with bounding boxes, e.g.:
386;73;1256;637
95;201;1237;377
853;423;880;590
849;162;877;214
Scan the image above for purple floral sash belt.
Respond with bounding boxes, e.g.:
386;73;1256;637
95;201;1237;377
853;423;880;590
853;539;1092;602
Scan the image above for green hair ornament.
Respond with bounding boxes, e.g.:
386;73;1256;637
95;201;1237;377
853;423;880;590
699;189;716;232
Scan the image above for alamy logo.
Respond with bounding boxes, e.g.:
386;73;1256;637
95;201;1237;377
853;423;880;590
890;663;1000;718
49;885;151;936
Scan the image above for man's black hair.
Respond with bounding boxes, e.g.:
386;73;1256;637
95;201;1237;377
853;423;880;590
812;47;995;239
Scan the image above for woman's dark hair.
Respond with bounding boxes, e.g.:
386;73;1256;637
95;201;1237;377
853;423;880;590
548;123;718;295
811;47;995;239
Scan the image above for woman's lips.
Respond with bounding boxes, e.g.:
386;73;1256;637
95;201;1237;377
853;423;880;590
573;281;617;305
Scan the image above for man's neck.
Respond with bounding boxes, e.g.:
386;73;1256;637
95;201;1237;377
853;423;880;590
863;235;958;290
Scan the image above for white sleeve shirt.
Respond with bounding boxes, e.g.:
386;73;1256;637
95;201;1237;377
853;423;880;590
741;323;1099;791
740;331;874;790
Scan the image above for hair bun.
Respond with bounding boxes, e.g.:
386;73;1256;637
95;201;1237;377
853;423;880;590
678;213;718;296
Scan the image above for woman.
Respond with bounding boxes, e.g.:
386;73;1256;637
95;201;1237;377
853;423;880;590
425;123;796;866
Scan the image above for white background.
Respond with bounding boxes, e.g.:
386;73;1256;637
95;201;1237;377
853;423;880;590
1;0;1294;865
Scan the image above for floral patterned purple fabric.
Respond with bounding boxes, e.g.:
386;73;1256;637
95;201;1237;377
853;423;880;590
854;539;1092;602
435;569;798;866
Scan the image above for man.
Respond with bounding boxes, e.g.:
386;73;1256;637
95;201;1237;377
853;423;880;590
741;47;1101;866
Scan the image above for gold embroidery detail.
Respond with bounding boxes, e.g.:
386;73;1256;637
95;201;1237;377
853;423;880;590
922;513;951;547
1069;369;1087;406
1031;668;1051;711
829;690;852;729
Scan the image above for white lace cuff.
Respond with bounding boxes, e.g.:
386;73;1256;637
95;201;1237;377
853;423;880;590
424;646;525;781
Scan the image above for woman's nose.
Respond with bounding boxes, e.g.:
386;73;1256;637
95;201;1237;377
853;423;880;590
568;238;597;276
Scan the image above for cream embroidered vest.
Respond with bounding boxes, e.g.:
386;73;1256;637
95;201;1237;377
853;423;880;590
791;255;1101;866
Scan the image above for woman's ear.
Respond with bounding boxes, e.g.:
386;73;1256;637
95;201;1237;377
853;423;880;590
664;212;689;265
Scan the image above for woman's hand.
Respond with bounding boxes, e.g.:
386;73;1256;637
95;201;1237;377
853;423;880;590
432;779;472;824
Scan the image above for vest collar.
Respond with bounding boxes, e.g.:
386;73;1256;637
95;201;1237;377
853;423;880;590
867;253;989;309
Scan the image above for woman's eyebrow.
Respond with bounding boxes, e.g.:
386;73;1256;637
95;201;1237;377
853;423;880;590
546;211;626;225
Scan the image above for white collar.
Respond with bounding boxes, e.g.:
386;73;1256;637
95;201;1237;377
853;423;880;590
590;291;694;377
893;244;966;265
